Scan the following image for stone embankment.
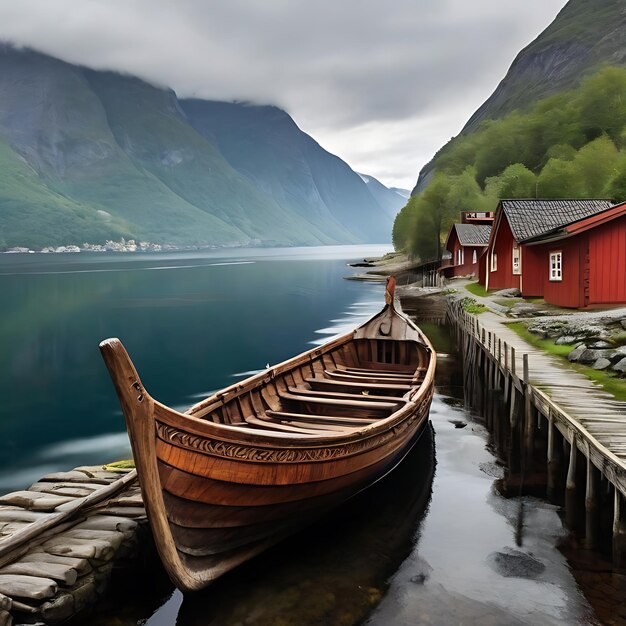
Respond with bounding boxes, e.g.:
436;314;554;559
0;466;145;625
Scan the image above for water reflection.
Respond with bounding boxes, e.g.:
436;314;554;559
0;245;389;492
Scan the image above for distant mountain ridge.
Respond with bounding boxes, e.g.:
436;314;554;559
413;0;626;194
0;46;395;250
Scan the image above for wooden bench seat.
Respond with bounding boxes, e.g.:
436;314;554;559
337;366;422;378
304;377;411;396
266;410;377;427
341;365;418;376
324;369;422;385
285;386;406;403
245;415;339;436
278;390;398;412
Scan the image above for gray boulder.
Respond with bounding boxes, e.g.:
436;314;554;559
591;340;613;349
593;358;612;370
494;288;521;297
621;319;626;330
613;358;626;374
567;346;586;362
555;335;577;345
578;349;611;364
510;303;539;318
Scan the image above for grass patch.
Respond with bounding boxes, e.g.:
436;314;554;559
460;296;488;314
493;297;523;309
465;282;489;298
508;322;626;401
570;365;626;402
508;322;575;357
103;459;135;472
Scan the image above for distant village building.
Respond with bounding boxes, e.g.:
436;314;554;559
440;211;493;279
476;199;626;308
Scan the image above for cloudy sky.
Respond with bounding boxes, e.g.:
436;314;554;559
0;0;567;189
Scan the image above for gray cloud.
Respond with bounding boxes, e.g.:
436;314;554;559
0;0;567;187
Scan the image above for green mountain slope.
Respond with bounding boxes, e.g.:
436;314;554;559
0;46;392;250
180;100;392;243
413;0;626;194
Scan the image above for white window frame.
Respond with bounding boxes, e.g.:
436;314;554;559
549;251;562;282
490;251;497;272
472;249;477;264
512;246;521;275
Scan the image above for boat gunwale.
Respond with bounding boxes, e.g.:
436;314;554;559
154;306;436;449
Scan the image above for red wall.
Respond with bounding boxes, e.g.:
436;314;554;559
485;217;521;290
541;236;585;308
589;215;626;304
443;231;483;278
520;245;544;297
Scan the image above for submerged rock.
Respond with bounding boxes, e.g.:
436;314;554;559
488;548;545;579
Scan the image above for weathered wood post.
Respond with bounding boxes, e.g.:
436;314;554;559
565;436;578;530
503;342;510;404
585;451;600;550
522;354;535;470
614;489;626;568
511;346;516;377
546;413;561;500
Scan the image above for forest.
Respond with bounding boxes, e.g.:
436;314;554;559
393;66;626;259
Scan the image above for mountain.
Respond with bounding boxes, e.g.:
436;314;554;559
356;173;408;220
180;100;391;244
0;46;392;250
413;0;626;194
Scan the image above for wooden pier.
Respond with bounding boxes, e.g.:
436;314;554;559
0;466;145;625
447;298;626;563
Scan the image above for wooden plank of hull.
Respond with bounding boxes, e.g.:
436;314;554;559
99;286;436;592
168;415;430;567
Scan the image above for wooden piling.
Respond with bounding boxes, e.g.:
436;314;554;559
585;453;600;550
614;490;626;568
565;437;578;530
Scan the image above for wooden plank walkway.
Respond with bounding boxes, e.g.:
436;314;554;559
0;466;145;625
447;298;626;561
478;311;626;465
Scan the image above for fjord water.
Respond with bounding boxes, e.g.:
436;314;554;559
79;295;596;625
0;244;390;493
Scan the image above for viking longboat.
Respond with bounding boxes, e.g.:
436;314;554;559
99;277;435;592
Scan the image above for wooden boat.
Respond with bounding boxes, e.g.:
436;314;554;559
99;277;435;592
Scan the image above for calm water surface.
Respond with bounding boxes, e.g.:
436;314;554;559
0;244;390;492
1;248;601;624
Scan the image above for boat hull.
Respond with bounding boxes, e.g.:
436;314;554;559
100;286;436;591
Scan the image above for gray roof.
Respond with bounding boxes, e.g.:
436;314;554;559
501;199;613;242
454;223;491;246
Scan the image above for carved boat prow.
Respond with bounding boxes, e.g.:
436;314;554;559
100;277;436;591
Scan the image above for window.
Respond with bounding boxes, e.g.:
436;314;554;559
491;252;497;272
512;246;521;275
472;249;477;264
549;251;562;281
459;248;464;265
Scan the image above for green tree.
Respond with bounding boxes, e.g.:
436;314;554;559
576;66;626;142
571;135;619;196
537;158;584;197
486;163;537;198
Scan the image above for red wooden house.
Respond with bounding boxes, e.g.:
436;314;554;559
521;201;626;308
479;199;613;296
440;223;491;278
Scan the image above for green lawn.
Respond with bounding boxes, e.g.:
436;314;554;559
464;282;489;298
508;322;626;401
